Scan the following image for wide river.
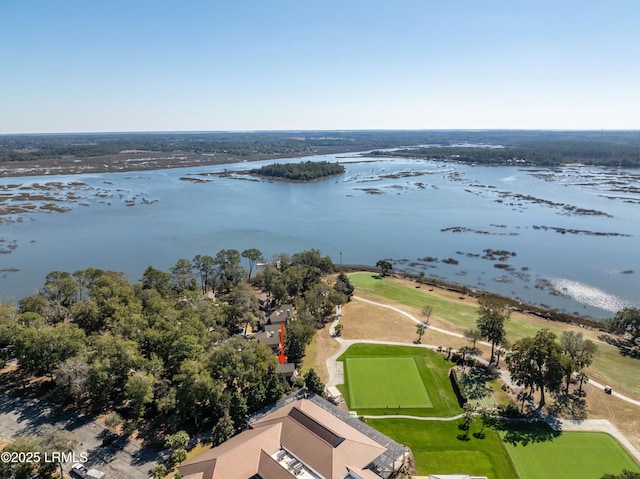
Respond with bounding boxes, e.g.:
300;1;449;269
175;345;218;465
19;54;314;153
1;151;639;319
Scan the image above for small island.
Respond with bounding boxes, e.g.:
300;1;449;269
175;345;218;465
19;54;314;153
249;160;345;181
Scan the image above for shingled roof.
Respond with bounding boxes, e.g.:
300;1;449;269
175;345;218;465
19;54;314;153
177;394;404;479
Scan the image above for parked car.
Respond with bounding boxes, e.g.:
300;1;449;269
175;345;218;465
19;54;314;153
71;463;106;479
187;437;199;450
604;385;613;394
71;463;87;478
101;432;118;446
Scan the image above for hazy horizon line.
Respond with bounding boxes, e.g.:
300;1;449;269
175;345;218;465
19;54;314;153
2;127;638;136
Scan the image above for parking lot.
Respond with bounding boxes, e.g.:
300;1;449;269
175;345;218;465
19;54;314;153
0;388;157;479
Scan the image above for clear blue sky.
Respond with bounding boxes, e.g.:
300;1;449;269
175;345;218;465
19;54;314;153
1;0;638;133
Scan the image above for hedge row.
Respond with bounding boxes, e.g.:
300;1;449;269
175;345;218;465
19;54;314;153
449;368;468;407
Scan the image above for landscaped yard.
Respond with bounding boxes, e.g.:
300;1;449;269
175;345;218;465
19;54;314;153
339;342;516;478
336;341;640;479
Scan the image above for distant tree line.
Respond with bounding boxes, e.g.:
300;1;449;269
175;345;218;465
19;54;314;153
0;133;316;163
370;142;640;167
4;130;640;165
0;130;422;164
250;160;345;181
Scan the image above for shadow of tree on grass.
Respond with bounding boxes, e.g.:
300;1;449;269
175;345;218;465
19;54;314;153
547;394;588;421
494;420;561;446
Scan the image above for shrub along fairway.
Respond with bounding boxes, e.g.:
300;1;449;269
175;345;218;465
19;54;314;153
345;357;433;409
502;424;640;479
338;343;460;417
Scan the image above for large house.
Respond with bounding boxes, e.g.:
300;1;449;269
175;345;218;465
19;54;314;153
177;391;406;479
254;324;281;352
253;322;297;379
261;305;294;327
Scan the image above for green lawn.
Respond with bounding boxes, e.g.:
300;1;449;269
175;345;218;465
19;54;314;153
501;422;640;479
338;343;461;417
336;288;640;478
367;418;517;479
339;342;515;478
345;357;433;409
338;342;639;479
349;272;479;323
349;272;640;396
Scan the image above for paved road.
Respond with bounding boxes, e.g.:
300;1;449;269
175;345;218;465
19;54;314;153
329;295;640;462
0;388;157;479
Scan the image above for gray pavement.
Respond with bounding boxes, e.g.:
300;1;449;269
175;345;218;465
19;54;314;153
0;389;157;479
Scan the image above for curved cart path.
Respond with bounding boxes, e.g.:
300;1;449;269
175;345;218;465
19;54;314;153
326;296;640;462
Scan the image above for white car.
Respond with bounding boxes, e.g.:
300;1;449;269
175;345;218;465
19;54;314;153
71;463;87;477
71;463;106;479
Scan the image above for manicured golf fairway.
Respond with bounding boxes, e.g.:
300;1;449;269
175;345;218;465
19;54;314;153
338;343;462;417
349;271;640;395
368;418;517;479
345;356;433;409
505;431;640;479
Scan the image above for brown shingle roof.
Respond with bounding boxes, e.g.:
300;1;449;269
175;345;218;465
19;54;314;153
178;398;389;479
177;424;282;479
287;406;343;447
252;400;386;479
256;450;295;479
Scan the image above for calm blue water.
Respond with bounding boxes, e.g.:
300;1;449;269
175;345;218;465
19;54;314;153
1;152;638;319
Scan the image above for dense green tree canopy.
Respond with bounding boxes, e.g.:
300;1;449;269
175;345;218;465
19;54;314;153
0;246;345;437
476;294;510;363
192;254;216;294
241;248;263;281
507;329;564;406
606;307;640;358
250;161;345;181
376;260;393;276
214;249;245;292
333;272;354;301
303;369;325;396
